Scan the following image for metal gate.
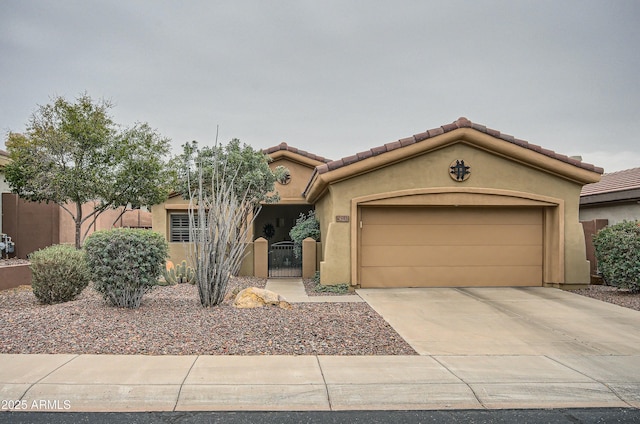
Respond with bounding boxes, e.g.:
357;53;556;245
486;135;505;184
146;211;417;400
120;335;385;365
268;241;302;278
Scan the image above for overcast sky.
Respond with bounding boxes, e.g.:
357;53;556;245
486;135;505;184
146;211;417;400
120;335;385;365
1;0;639;173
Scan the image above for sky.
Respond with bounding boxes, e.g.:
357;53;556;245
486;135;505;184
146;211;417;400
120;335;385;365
1;0;639;173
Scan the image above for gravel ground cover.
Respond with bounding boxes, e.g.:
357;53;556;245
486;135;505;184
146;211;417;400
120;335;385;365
1;257;637;355
0;276;415;355
572;284;640;311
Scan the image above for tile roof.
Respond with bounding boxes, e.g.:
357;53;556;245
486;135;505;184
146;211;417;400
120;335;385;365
0;149;8;157
263;142;331;164
314;117;604;175
581;167;640;196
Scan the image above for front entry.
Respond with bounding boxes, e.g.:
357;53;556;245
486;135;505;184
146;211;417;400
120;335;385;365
254;203;312;278
268;241;302;278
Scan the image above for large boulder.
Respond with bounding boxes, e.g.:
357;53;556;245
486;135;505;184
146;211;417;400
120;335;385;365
233;287;292;310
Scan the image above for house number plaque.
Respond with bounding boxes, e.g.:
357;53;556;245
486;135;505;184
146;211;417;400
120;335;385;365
336;215;350;222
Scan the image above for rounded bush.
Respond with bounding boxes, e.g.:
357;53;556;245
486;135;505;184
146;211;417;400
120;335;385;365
84;228;168;308
29;244;90;304
289;210;320;258
593;221;640;292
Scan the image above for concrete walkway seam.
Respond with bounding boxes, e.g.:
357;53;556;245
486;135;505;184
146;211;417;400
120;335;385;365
544;355;635;409
173;355;199;412
430;355;487;410
18;354;80;403
315;354;333;410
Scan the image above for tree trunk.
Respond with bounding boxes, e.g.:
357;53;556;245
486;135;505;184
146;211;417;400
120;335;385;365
75;202;83;249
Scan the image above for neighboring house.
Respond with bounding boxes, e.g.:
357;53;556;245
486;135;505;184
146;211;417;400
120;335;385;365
2;193;153;258
1;146;152;258
580;167;640;224
579;167;640;282
153;117;603;290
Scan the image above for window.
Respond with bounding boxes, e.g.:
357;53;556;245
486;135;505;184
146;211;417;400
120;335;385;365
170;214;191;242
170;213;203;242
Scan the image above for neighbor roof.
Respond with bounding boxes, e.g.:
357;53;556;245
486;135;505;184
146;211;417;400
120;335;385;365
581;167;640;196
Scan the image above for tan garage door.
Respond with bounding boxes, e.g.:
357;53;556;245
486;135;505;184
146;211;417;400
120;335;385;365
359;207;543;288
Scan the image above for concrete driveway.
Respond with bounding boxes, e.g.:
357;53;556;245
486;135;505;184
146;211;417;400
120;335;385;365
356;287;640;356
354;287;640;408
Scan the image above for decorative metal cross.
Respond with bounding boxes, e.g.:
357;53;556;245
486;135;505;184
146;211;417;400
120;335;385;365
450;159;470;181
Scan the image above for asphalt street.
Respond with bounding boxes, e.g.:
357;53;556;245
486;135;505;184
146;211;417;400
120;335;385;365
3;409;640;424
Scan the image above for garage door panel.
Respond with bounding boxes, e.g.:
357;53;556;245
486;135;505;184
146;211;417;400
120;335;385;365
361;245;543;267
359;206;543;288
362;224;542;246
361;266;542;288
361;207;541;225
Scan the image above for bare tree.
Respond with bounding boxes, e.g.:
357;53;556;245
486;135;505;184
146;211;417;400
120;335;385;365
187;145;261;307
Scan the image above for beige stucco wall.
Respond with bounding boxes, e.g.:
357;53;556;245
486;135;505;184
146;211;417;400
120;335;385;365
151;194;191;264
580;202;640;225
269;157;313;203
314;141;594;288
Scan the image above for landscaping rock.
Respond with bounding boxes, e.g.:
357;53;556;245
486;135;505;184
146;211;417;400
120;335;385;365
233;287;291;310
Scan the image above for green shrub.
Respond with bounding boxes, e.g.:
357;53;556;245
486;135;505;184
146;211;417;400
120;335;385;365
29;244;90;304
289;210;320;258
84;228;168;308
593;221;640;292
310;271;349;294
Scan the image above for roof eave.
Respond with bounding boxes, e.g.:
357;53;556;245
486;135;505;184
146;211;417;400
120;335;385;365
303;127;602;203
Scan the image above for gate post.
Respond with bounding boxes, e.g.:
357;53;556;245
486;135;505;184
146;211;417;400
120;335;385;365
254;237;268;278
302;237;317;279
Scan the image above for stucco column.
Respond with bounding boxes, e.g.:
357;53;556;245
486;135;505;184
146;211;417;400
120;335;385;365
302;237;317;279
253;237;268;278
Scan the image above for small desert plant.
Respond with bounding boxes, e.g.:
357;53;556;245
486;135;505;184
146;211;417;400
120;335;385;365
593;221;640;292
289;210;320;258
84;228;168;308
29;244;90;304
163;260;196;284
310;271;349;294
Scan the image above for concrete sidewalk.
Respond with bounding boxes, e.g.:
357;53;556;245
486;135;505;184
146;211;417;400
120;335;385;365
1;282;639;412
1;353;639;412
264;278;362;303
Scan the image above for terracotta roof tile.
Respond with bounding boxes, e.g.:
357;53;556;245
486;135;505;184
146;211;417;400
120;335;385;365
356;150;373;161
384;140;402;151
312;117;604;176
441;122;458;132
399;136;416;147
413;132;429;142
263;142;331;163
371;145;387;156
0;149;8;157
342;154;359;166
581;167;640;196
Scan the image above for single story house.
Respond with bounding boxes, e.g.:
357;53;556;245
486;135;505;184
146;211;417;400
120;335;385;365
2;149;153;258
152;117;603;289
580;167;640;224
579;167;640;282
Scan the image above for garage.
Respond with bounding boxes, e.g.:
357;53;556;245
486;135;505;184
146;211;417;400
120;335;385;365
359;206;543;288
